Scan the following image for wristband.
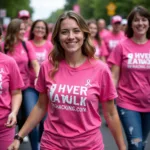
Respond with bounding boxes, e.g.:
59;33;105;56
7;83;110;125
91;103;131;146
14;134;23;144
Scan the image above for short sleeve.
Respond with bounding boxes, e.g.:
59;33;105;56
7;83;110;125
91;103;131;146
107;42;123;66
9;58;24;90
99;66;117;102
35;63;47;93
25;41;36;60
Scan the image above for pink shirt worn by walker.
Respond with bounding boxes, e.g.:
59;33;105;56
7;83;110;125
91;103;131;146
108;38;150;112
0;53;24;120
36;58;117;150
103;31;125;58
28;40;53;87
99;29;109;39
93;39;108;58
0;53;24;149
2;41;36;89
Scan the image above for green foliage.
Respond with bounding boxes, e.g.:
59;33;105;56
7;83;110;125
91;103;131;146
91;0;110;22
46;9;64;23
0;0;33;19
116;0;150;18
78;0;95;20
76;0;150;25
64;0;78;10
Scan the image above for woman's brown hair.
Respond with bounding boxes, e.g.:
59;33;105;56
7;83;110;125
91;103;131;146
125;6;150;38
49;11;95;79
4;18;23;53
87;19;102;46
29;19;49;40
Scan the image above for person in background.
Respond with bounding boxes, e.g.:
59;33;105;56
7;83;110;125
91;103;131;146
1;18;40;150
27;19;53;144
18;10;31;41
87;19;108;62
107;24;113;31
29;19;53;66
108;6;150;150
47;23;54;41
1;24;8;41
103;15;125;60
8;11;126;150
0;47;24;150
97;18;109;39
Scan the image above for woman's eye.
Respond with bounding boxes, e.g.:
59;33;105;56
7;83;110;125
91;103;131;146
134;19;138;22
143;18;147;21
61;31;68;34
74;30;80;33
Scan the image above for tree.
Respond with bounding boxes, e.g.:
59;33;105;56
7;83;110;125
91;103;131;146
78;0;95;20
77;0;150;24
46;9;64;23
0;0;33;19
116;0;150;18
64;0;78;10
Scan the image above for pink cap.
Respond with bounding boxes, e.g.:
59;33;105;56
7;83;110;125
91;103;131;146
111;15;122;24
18;10;30;18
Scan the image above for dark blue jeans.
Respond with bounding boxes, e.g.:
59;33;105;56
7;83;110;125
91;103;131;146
19;88;45;150
117;106;150;150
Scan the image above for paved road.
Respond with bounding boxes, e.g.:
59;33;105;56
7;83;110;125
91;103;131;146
20;118;150;150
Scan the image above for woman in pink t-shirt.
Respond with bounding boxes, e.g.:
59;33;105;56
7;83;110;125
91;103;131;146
26;19;53;146
87;19;108;62
3;18;40;150
8;11;126;150
108;6;150;150
0;50;24;150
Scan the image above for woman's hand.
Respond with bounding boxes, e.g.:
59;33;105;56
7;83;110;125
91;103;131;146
119;144;127;150
5;112;17;128
7;140;20;150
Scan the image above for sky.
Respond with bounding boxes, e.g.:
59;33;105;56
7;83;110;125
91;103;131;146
30;0;66;20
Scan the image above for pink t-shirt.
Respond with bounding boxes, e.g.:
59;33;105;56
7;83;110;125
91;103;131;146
108;38;150;112
103;31;125;57
47;33;52;41
2;41;36;89
93;39;108;58
99;29;109;39
0;53;24;120
28;40;53;87
36;58;117;150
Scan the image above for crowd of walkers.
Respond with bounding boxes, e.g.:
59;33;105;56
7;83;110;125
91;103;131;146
0;5;150;150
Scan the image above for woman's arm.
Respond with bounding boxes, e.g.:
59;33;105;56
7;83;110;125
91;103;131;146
111;65;120;88
5;89;22;128
8;92;49;150
31;60;40;85
102;100;126;150
31;60;40;78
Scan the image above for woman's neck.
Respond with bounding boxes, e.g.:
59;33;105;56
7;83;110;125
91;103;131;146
132;35;148;44
33;37;45;46
14;39;21;45
65;53;87;68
